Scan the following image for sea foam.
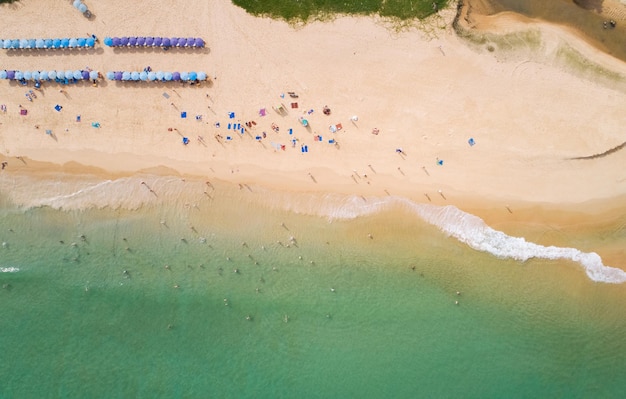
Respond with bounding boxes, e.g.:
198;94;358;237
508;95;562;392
1;267;20;273
266;192;626;284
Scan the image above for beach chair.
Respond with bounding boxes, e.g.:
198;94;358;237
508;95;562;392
76;115;81;122
91;122;101;128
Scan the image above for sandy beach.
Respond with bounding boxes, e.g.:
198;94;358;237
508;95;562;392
0;0;625;255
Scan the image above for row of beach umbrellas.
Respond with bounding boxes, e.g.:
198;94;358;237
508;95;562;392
106;71;207;82
104;37;205;48
0;69;99;81
0;37;96;50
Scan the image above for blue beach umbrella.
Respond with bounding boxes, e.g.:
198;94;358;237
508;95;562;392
2;40;10;49
139;71;148;81
188;72;197;81
136;37;145;46
0;39;3;48
129;37;137;46
114;71;122;80
35;38;45;48
186;37;194;47
156;71;164;81
153;37;162;47
73;0;81;8
178;38;186;47
122;71;131;81
104;37;113;46
89;71;98;80
86;37;95;47
6;70;15;79
32;71;40;80
73;70;82;80
19;39;28;48
10;39;19;49
180;72;189;81
145;37;154;46
81;70;90;80
77;37;86;47
106;71;115;80
48;70;57;79
147;72;156;81
14;71;23;80
39;71;49;80
78;3;87;13
197;71;207;81
23;71;32;80
28;39;36;48
61;38;70;48
131;71;140;81
162;37;171;47
52;38;61;48
69;38;78;48
112;37;120;47
0;70;6;79
171;37;179;46
44;39;53;48
64;70;73;79
172;72;180;81
120;37;129;46
164;72;173;81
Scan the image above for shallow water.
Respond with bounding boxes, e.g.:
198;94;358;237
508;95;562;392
481;0;626;62
0;174;625;398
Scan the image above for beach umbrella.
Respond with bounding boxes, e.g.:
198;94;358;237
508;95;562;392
156;71;164;81
73;0;81;8
171;37;179;46
10;39;19;49
145;37;154;46
151;37;161;47
114;71;122;80
0;40;3;48
177;38;187;47
81;70;90;80
139;71;148;81
89;71;98;80
197;71;207;81
77;37;86;47
188;72;197;81
103;37;113;46
73;70;82;80
186;37;195;47
14;71;23;80
162;37;171;47
61;38;70;48
23;71;32;80
172;72;180;81
48;70;56;79
35;38;45;48
86;37;95;47
147;72;156;81
111;37;120;47
39;71;49;81
164;72;173;81
19;39;28;48
44;39;53;49
2;40;10;49
31;71;40;80
131;71;140;81
28;39;36;49
180;72;189;81
136;37;145;46
78;3;87;13
194;38;204;48
106;71;114;80
69;38;78;48
0;70;6;79
120;37;129;46
129;37;137;46
52;38;61;48
64;70;72;79
122;71;131;81
54;70;64;79
6;70;15;79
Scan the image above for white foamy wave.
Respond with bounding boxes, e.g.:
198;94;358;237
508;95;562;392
267;193;625;284
1;267;20;273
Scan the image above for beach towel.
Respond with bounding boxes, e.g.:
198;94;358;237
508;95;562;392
228;112;235;119
259;108;267;117
54;105;62;112
181;112;187;118
162;92;170;99
76;115;81;122
291;102;298;109
91;122;100;128
20;109;27;116
182;137;189;145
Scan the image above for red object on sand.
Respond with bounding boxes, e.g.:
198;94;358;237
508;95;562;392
291;102;298;109
20;109;27;116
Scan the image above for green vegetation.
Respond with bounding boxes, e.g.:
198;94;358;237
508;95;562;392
555;44;624;83
0;0;19;4
231;0;449;22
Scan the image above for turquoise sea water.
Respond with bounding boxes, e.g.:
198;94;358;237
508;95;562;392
0;174;625;398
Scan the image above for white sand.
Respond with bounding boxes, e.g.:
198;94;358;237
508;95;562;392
1;0;625;210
